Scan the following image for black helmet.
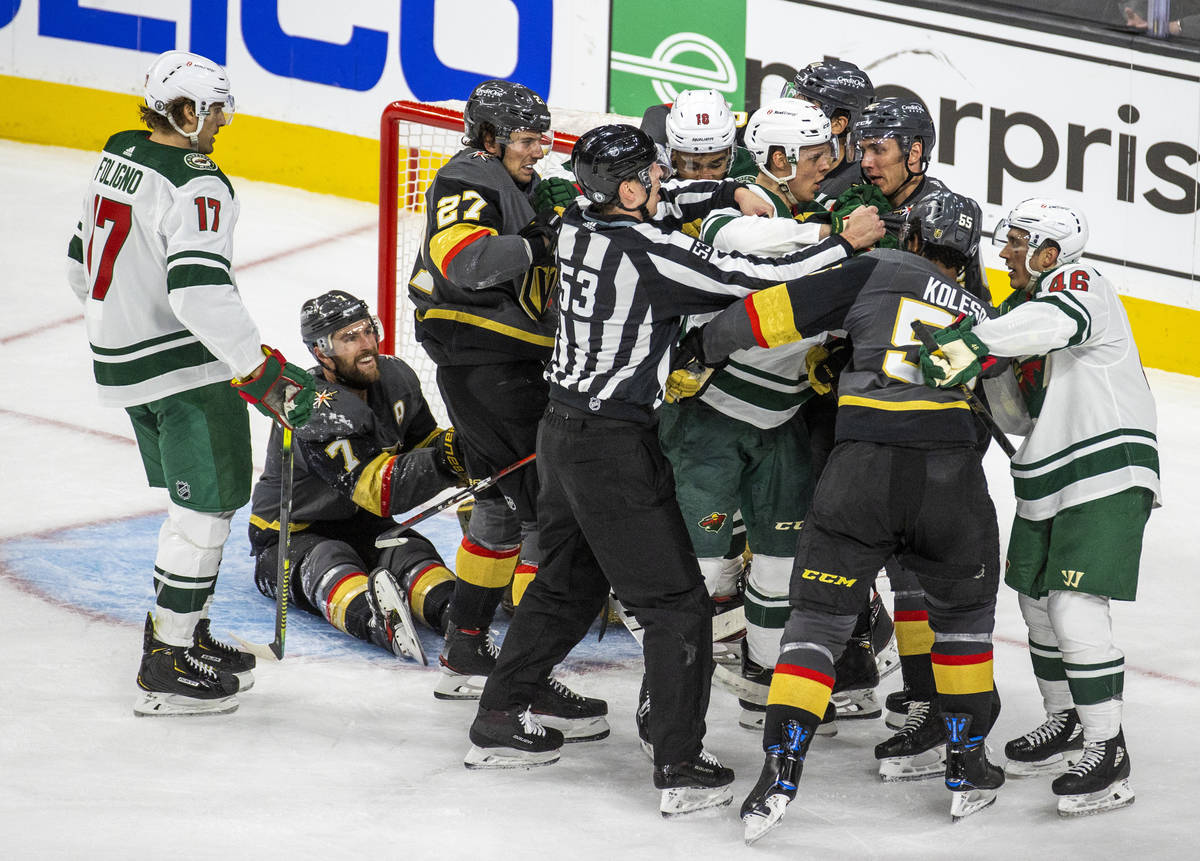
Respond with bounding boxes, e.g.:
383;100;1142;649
852;97;936;170
463;79;551;147
573;124;659;205
902;189;982;257
300;290;379;355
785;60;874;122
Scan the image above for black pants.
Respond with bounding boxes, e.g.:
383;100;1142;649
479;402;714;766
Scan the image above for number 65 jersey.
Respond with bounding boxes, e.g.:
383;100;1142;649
67;129;263;407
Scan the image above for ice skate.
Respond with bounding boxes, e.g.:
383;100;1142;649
875;700;945;781
654;749;734;818
943;713;1004;820
1004;709;1084;776
190;617;256;691
134;614;239;717
434;621;499;700
366;568;427;665
831;687;881;720
831;621;881;721
531;676;609;742
884;688;912;730
869;591;899;681
1052;729;1134;817
740;721;812;845
464;707;563;770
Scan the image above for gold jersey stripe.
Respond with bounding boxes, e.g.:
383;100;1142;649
416;308;555;348
747;284;802;348
326;574;368;632
428;223;495;274
351;452;395;516
248;513;311;533
838;394;971;412
455;541;520;589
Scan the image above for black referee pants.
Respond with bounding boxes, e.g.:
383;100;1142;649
479;402;714;767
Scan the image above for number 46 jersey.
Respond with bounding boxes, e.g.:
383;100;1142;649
67;130;263;408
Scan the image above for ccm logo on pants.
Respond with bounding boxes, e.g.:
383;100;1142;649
800;569;857;588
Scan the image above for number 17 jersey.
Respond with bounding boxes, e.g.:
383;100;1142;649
67;130;263;408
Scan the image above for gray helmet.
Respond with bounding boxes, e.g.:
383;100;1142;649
902;189;982;257
463;79;551;147
852;98;936;170
300;290;380;355
785;60;874;123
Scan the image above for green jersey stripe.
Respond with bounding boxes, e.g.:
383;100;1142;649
707;374;810;411
701;214;738;244
726;357;806;388
1014;441;1160;501
90;329;195;357
167;249;231;267
1037;293;1090;346
68;235;83;263
94;340;220;387
1012;428;1157;472
167;264;235;291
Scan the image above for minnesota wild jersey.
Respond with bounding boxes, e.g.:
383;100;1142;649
688;182;851;428
67;130;263;407
971;262;1160;520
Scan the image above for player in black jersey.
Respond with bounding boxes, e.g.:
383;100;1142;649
407;80;562;699
248;291;467;661
672;190;1006;839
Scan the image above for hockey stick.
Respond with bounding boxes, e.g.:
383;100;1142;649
911;321;1017;458
375;453;537;547
236;427;295;661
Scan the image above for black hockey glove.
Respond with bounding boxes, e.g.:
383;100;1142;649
519;209;561;267
430;427;470;485
805;337;852;396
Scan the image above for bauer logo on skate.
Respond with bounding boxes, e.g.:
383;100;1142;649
800;569;856;588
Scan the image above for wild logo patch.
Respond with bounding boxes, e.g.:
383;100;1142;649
183;153;217;171
698;511;728;533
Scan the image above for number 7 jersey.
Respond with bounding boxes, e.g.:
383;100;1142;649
67;130;263;407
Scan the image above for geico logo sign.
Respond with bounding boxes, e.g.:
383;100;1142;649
800;569;857;587
31;0;552;102
745;61;1198;216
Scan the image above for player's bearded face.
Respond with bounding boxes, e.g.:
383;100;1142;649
326;320;381;387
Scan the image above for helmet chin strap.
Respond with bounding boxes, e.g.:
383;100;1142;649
167;101;208;150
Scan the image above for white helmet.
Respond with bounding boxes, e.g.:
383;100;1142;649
665;89;738;155
144;51;235;146
743;97;838;183
993;198;1089;266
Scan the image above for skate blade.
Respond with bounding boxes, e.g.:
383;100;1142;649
373;570;428;665
875;637;900;680
1004;751;1078;778
832;689;882;720
742;794;790;845
712;642;742;667
133;691;239;717
712;663;767;705
950;788;998;820
537;715;610;743
463;745;560;770
660;785;734;818
433;669;486;701
1056;779;1135;817
233;670;255;692
879;746;947;782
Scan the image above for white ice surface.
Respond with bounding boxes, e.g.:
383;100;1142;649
1;140;1197;860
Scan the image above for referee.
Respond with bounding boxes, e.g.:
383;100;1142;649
466;124;883;817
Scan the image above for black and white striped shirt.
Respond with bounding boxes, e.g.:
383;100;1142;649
547;192;852;421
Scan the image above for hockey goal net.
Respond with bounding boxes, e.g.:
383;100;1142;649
376;99;634;424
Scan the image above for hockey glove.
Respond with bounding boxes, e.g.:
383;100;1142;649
664;326;723;403
519;209;562;267
919;315;991;388
532;176;579;215
232;347;317;429
805;337;852;396
430;427;470;485
832;184;899;249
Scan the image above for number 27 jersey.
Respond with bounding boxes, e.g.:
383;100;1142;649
67;130;263;407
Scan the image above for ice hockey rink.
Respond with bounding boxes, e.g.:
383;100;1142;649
2;138;1197;859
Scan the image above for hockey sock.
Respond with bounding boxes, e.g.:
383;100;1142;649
152;504;233;646
744;554;791;667
1017;593;1074;714
404;562;455;632
894;599;936;699
1048;590;1124;741
509;562;537;608
448;537;519;629
765;643;836;749
698;555;744;598
308;563;371;637
931;636;995;731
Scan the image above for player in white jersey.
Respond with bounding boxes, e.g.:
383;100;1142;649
921;198;1160;817
659;98;884;731
67;50;316;717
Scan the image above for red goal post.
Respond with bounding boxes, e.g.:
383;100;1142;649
376;99;634;422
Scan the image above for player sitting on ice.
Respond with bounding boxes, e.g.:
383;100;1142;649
921;199;1158;818
247;290;465;663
